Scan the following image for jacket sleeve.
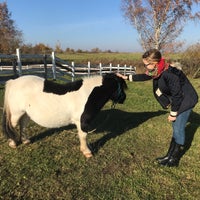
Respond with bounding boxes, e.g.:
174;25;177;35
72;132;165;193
129;74;152;81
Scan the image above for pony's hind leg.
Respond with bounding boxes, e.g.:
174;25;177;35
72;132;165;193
2;111;16;148
19;113;31;145
4;111;22;148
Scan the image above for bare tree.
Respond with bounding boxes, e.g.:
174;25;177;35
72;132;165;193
0;2;23;53
55;40;63;53
121;0;200;52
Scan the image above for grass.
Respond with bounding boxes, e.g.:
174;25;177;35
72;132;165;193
57;52;182;66
57;52;143;64
0;78;200;199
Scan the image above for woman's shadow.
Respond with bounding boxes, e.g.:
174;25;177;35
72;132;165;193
182;111;200;155
89;109;199;155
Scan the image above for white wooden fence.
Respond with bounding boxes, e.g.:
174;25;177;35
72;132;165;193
0;48;136;82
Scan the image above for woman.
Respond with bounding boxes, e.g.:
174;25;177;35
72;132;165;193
117;49;198;167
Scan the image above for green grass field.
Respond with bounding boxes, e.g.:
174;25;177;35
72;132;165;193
56;52;181;64
0;77;199;199
57;52;143;63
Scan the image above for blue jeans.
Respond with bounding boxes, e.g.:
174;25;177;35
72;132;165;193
172;109;192;145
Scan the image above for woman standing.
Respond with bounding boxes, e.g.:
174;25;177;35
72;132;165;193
117;49;198;167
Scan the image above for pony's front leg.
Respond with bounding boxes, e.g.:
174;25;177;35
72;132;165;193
76;124;92;158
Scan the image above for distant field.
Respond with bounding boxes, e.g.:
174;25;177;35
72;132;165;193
56;52;182;75
0;52;183;77
57;52;143;68
0;77;199;199
57;52;182;64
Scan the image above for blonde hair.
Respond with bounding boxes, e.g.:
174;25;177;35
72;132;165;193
142;49;161;63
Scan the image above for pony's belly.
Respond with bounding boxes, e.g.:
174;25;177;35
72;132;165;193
30;112;73;128
26;103;82;128
35;118;71;128
25;93;85;128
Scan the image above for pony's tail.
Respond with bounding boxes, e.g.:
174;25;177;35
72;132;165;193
2;81;17;142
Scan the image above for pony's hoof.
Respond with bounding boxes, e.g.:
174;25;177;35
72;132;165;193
22;139;31;145
83;152;93;158
8;139;17;148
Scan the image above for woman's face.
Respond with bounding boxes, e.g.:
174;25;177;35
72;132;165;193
143;59;157;71
143;59;158;76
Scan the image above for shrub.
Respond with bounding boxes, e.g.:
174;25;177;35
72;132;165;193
180;43;200;78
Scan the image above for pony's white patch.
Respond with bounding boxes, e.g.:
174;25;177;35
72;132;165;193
6;75;102;128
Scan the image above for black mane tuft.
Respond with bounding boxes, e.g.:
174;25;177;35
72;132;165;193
43;79;83;95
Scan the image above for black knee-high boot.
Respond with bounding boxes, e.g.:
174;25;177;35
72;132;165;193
165;142;184;167
156;138;175;165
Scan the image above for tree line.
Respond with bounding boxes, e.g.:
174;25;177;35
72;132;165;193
20;43;116;55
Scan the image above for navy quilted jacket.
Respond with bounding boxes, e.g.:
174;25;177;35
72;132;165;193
132;66;198;116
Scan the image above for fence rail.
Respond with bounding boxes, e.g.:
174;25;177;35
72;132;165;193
0;48;136;83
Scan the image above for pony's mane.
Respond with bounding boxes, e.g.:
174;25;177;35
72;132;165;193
43;74;122;95
43;79;83;95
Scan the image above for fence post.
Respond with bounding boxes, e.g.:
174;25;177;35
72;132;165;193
71;61;75;82
117;64;120;73
51;52;56;80
109;63;112;72
88;61;90;77
99;63;102;75
124;64;126;75
43;54;47;79
16;48;22;76
12;59;17;77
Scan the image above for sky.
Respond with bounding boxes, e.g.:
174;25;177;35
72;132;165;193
3;0;200;52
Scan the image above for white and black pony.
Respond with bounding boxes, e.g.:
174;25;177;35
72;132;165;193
2;73;127;157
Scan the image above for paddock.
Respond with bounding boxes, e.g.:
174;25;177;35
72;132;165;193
0;77;200;199
0;49;136;84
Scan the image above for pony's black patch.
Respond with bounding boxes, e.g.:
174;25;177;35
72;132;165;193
43;79;83;95
80;73;127;132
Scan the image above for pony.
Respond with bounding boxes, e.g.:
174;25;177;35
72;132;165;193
2;73;127;157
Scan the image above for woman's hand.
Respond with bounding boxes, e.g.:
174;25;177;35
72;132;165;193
168;115;176;122
116;73;128;80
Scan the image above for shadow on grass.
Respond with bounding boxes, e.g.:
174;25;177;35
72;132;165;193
89;109;167;154
182;111;200;155
29;110;199;157
29;109;166;150
30;124;76;143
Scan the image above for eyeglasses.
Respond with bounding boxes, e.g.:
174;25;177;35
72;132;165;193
144;63;157;73
144;63;151;68
144;63;157;68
